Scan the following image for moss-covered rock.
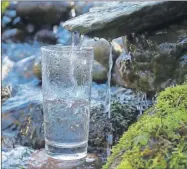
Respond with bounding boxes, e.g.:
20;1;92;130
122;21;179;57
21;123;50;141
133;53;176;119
117;21;187;93
103;84;187;169
89;100;139;148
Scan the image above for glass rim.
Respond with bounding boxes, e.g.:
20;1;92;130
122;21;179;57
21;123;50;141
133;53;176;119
41;45;94;52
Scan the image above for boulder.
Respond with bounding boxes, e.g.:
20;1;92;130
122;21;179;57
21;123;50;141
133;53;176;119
93;60;108;83
63;2;187;39
16;1;71;26
2;28;26;42
116;21;187;93
94;38;110;69
34;29;57;44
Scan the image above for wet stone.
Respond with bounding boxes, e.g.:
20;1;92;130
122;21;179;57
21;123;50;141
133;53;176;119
1;86;12;104
28;149;103;169
2;146;34;169
63;2;187;39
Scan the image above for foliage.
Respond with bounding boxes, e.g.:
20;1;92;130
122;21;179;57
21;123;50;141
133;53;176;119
2;1;9;14
103;84;187;169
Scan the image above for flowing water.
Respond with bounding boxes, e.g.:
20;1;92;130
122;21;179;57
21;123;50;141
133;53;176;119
106;43;113;156
70;32;77;86
80;34;84;48
136;92;149;117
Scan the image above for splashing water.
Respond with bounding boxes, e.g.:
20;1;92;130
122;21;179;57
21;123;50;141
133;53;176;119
105;43;113;156
106;44;113;119
136;92;149;117
70;32;77;85
80;34;84;48
72;32;76;47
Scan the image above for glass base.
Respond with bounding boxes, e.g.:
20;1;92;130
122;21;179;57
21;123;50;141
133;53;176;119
45;140;88;161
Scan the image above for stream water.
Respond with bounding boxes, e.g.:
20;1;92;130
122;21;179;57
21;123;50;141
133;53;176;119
105;43;113;156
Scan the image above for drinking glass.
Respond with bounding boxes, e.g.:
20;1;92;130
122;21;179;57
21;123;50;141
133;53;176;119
41;45;94;160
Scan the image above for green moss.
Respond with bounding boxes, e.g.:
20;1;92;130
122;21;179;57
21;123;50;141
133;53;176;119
103;84;187;169
2;1;9;14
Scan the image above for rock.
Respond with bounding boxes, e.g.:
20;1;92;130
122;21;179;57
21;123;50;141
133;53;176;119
12;17;25;29
2;132;18;150
89;83;151;148
2;146;103;169
93;61;108;83
28;149;103;169
89;100;139;148
63;2;187;39
2;55;40;86
2;28;26;42
2;85;43;150
111;64;126;86
34;29;57;44
2;146;34;169
8;1;17;10
1;86;12;104
94;38;110;69
2;15;12;28
26;24;35;34
116;22;187;93
103;84;187;169
4;9;16;18
111;40;122;59
2;57;15;81
33;57;42;80
16;2;71;26
178;53;187;82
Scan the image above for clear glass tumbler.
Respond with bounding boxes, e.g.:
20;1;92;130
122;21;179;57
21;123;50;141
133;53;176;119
41;45;94;160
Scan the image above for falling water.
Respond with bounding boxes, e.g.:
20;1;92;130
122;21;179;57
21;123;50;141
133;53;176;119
72;32;76;47
136;92;149;117
106;43;113;156
70;32;77;85
80;34;84;47
71;34;114;156
106;44;113;119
